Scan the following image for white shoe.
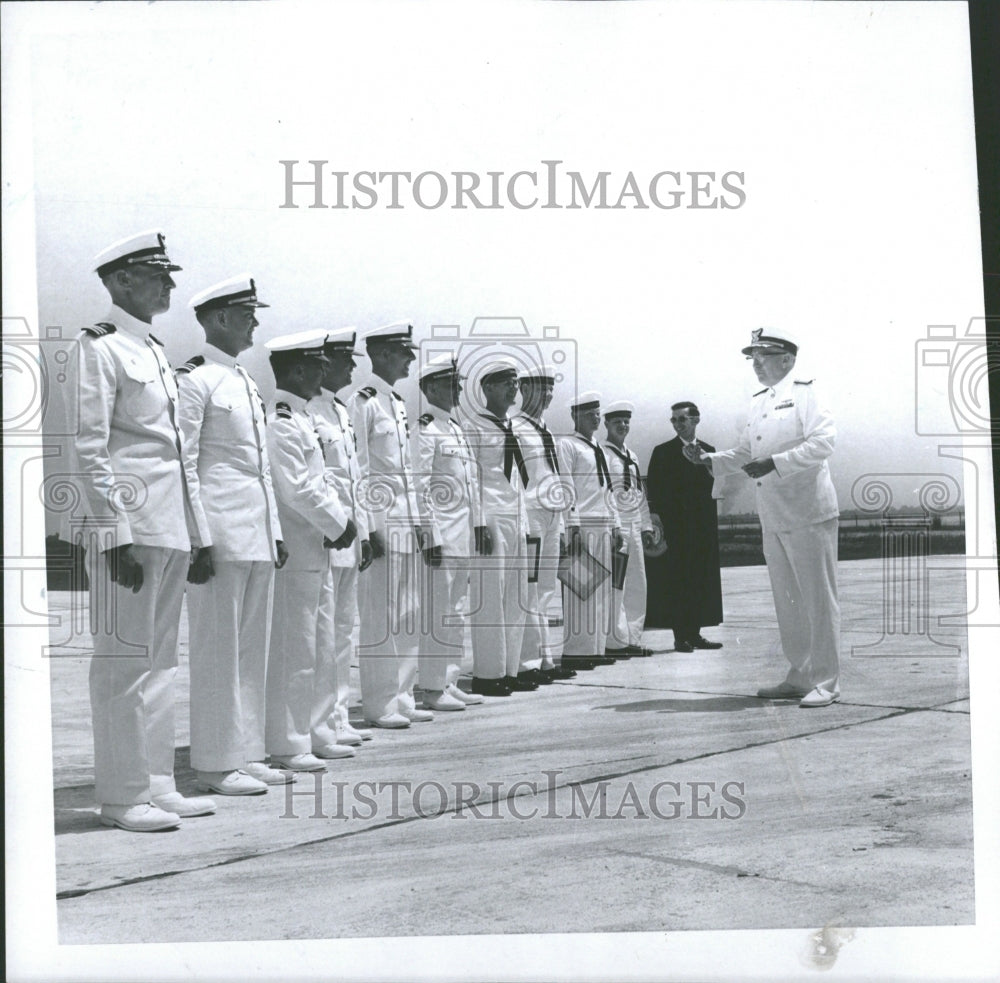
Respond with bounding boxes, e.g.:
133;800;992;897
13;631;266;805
100;802;180;832
312;743;356;759
269;753;327;772
151;791;217;818
195;769;268;796
334;730;364;747
365;713;411;729
422;690;466;711
446;683;484;705
244;761;295;785
398;705;434;723
799;686;840;708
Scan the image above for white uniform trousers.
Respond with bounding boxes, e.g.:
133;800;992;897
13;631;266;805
469;514;528;679
87;544;188;805
418;557;469;691
608;522;648;648
265;568;324;755
519;508;563;671
186;560;274;771
357;548;420;721
563;521;614;658
314;560;359;742
762;518;841;693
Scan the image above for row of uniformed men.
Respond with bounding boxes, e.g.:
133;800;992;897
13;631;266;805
71;230;656;832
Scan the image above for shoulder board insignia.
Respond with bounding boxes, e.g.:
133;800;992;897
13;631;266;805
148;333;165;347
175;354;206;375
752;387;769;397
794;379;815;385
357;386;377;400
418;412;434;427
275;401;293;420
82;322;116;339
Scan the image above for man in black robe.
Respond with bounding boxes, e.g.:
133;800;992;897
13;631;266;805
644;401;723;651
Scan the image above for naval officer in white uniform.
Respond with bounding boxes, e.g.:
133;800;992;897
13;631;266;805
177;274;291;795
688;329;841;707
264;330;357;770
72;230;214;831
348;323;430;728
310;328;375;748
414;354;487;710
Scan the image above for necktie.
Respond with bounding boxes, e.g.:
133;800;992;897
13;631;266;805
483;414;529;488
520;415;560;474
607;443;641;490
578;434;612;488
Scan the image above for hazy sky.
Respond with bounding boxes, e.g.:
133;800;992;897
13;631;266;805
18;0;985;521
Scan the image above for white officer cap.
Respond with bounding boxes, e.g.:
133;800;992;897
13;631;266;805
520;363;558;382
93;229;182;277
478;357;521;384
741;327;799;357
324;326;363;356
264;329;329;356
365;321;418;349
419;352;464;383
189;274;269;314
570;390;602;412
604;400;634;419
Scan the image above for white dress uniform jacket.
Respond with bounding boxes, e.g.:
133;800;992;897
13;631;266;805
266;390;348;569
559;435;621;528
706;374;838;532
177;344;282;560
311;394;370;566
72;304;194;550
348;376;420;552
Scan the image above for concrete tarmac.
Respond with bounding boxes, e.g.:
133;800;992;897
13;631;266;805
48;557;973;944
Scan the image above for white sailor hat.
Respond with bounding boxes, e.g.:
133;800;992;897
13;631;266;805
604;400;634;419
478;357;521;384
264;329;329;357
324;326;363;356
365;321;418;349
570;390;602;412
520;363;558;382
189;274;269;314
419;352;464;382
93;229;182;277
741;328;798;357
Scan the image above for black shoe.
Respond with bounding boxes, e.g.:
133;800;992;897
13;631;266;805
518;668;553;686
604;647;632;660
674;641;694;653
692;635;723;650
505;674;539;692
543;666;578;680
626;644;653;657
470;676;512;696
590;655;617;666
563;656;597;671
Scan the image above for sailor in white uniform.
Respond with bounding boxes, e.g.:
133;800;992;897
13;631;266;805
602;401;656;657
